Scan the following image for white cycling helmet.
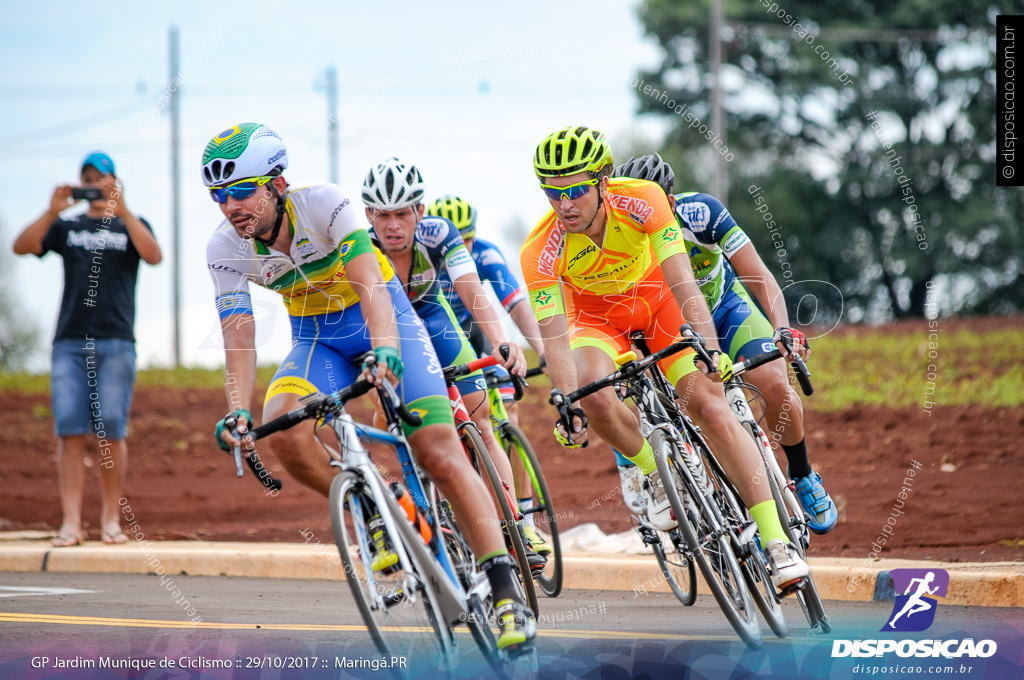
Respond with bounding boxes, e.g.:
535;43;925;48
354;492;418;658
201;123;288;186
361;157;425;210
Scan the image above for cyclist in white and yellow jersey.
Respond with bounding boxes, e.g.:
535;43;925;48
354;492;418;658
203;123;535;650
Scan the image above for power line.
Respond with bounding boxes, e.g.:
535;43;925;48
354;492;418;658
0;99;151;149
729;21;992;44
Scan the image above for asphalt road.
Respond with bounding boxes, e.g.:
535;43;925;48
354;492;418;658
1;572;1021;679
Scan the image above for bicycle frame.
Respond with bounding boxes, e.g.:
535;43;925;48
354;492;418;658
328;404;481;629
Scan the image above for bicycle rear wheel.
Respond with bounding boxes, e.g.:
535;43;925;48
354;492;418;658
768;460;831;634
329;470;455;670
461;424;540;615
499;422;563;598
651;429;763;649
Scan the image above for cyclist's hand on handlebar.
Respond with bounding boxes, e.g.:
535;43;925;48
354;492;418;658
554;410;588;448
361;346;403;387
493;342;526;376
694;349;734;382
215;408;253;452
774;327;811;361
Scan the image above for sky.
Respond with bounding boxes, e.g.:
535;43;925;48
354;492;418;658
0;0;665;371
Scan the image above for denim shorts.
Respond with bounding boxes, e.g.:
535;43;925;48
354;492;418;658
51;338;137;439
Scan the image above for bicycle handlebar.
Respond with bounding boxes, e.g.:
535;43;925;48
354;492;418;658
551;323;814;427
444;344;526;401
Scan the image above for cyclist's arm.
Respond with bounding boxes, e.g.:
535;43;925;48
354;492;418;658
536;311;577;395
347;250;400;382
221;313;258;415
452;273;525;374
660;251;722;353
729;243;790;330
508;299;545;358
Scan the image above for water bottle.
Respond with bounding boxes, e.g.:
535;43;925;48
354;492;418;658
391;482;433;544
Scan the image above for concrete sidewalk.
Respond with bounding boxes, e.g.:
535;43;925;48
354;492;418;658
2;531;1022;608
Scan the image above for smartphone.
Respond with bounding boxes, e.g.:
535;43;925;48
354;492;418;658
71;187;104;201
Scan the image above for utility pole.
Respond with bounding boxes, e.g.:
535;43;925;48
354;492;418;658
169;26;182;367
710;0;729;201
326;66;339;184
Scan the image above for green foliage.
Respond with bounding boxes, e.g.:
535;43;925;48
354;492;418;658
631;0;1024;320
0;365;278;395
0;223;40;370
808;324;1024;410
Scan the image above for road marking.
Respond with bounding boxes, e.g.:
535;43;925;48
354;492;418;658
0;612;727;641
0;587;98;599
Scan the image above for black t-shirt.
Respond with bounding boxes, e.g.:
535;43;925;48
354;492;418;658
40;213;154;342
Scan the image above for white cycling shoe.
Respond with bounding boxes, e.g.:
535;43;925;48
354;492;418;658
618;465;648;515
644;470;677;531
765;539;810;590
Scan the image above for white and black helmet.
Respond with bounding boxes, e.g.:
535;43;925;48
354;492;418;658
361;157;425;210
614;153;676;196
201;123;288;186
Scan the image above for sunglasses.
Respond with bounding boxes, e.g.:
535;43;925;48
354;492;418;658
209;176;275;203
539;178;599;202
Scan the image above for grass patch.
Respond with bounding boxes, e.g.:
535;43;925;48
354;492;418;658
1;327;1019;409
806;326;1024;410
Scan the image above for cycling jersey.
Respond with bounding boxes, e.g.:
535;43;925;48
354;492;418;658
370;216;477;307
673;192;774;361
672;192;751;312
521;177;696;384
207;184;395;319
370;216;485;395
521;178;689;322
205;183;451;432
440;237;527;326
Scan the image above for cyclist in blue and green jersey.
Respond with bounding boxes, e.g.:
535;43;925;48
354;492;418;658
615;153;837;534
428;195;549;555
361;159;546;574
203;125;535;650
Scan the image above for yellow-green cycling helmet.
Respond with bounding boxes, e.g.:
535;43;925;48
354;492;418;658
426;195;477;239
533;125;613;179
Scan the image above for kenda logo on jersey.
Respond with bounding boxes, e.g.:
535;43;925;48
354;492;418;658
831;569;997;659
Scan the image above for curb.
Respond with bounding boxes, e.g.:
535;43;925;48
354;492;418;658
2;537;1022;608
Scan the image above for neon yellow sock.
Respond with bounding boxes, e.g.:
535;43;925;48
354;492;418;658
749;500;790;545
624;439;657;476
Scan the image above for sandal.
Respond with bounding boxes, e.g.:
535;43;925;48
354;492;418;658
52;534;84;548
102;531;129;545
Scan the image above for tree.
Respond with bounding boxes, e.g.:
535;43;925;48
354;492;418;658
631;0;1022;320
0;222;40;371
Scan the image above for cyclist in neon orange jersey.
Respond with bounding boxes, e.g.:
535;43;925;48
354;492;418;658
521;125;809;591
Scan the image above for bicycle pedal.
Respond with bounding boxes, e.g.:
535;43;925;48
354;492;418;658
777;577;808;597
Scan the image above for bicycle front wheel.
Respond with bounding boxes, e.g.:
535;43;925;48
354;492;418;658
702;437;788;639
499;422;563;598
644;523;697;606
462;424;540;615
651;429;763;649
329;470;455;670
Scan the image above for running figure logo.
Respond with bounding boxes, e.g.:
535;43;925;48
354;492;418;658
881;568;949;632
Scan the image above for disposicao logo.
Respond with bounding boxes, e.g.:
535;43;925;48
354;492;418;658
882;568;947;632
832;569;998;659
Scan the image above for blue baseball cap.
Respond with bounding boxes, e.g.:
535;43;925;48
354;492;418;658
81;152;116;177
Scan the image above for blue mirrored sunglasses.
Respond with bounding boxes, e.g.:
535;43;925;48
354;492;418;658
539;178;599;201
209;176;275;203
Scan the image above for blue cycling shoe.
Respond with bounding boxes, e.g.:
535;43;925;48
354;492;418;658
791;470;838;534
